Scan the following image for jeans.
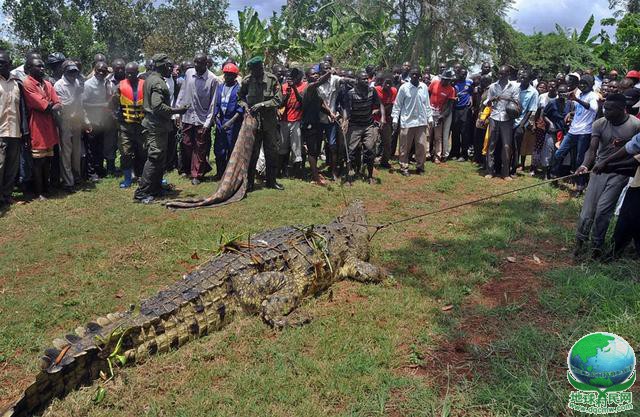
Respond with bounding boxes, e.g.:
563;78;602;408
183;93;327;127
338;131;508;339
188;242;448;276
553;132;591;185
319;122;337;149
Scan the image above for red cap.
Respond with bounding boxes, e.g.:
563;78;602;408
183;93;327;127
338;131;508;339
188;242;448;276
223;63;239;74
626;70;640;79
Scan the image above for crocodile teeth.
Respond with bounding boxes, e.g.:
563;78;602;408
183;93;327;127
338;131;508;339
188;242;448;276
52;338;69;350
96;317;111;327
39;356;51;370
86;322;102;333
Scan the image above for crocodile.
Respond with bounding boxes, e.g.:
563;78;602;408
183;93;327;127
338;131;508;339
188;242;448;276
2;200;385;417
165;113;257;209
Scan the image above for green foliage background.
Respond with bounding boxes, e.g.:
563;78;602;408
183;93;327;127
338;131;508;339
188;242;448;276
2;0;639;74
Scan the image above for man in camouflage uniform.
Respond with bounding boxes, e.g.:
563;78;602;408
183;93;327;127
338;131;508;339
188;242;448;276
238;56;284;191
134;53;187;203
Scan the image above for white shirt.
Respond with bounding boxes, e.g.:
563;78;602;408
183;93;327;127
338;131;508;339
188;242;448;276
569;91;599;135
538;92;550;109
391;81;433;128
220;85;233;113
317;74;341;123
0;74;21;138
10;65;26;82
54;76;88;124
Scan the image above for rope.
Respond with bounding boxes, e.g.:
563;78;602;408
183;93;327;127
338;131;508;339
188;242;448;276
361;172;588;241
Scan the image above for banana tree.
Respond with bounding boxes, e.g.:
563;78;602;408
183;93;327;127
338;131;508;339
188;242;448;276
237;7;315;68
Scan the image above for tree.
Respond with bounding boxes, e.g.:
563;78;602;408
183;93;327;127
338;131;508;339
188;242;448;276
78;0;155;61
615;13;640;69
2;0;105;66
144;0;235;63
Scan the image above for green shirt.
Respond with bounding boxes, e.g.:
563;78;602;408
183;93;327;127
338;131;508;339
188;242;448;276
142;71;173;132
238;71;283;127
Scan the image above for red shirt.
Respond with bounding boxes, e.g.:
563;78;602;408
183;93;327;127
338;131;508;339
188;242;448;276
23;75;60;150
374;85;397;123
282;81;307;122
428;80;456;113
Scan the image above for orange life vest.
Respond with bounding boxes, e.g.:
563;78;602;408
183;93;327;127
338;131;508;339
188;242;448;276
119;79;145;123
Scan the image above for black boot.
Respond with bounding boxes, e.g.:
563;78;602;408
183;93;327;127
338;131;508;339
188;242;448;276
247;169;256;192
106;159;117;177
279;155;289;178
292;162;303;179
266;165;284;190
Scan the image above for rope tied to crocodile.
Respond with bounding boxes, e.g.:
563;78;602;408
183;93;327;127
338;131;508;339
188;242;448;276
361;172;588;241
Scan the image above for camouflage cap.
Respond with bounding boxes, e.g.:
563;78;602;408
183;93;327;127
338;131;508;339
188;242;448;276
151;53;169;65
247;56;264;67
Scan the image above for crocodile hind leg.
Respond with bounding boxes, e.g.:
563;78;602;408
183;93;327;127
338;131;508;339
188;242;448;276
233;271;309;329
338;257;386;283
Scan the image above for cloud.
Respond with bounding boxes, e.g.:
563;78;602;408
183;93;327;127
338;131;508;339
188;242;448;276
507;0;617;36
227;0;618;39
227;0;285;26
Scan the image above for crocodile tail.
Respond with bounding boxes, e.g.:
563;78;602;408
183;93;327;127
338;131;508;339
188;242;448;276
2;312;132;417
165;114;258;209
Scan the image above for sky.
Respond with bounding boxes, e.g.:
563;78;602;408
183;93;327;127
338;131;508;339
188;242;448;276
227;0;618;35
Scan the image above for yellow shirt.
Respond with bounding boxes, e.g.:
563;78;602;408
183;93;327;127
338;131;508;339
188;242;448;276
0;75;21;138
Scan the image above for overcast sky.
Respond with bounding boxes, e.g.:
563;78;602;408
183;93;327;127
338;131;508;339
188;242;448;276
227;0;618;35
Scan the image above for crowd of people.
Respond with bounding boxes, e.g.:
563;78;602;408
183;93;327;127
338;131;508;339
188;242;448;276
0;49;639;259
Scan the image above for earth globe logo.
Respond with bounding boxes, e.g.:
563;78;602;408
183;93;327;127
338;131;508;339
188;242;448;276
567;332;636;414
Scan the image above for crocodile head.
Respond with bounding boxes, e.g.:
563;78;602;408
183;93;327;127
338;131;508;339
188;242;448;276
335;200;371;260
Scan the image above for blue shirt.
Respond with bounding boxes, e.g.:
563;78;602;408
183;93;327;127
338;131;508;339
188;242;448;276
454;79;473;109
625;133;640;188
626;132;640;155
514;84;539;127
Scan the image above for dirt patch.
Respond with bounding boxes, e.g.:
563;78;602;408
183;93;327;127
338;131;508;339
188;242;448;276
402;240;570;391
0;360;34;410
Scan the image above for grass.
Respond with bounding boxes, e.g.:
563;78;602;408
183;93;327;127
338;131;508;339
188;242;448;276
0;161;638;417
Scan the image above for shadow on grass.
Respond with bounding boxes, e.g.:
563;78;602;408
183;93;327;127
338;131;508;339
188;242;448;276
378;191;639;416
378;194;581;416
381;194;575;296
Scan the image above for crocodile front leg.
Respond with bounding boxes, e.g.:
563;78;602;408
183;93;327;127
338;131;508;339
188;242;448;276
233;271;309;329
338;257;386;283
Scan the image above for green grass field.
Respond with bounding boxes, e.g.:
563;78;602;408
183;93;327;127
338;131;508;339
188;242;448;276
0;162;638;417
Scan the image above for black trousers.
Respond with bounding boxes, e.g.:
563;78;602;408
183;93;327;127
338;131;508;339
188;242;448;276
511;126;527;175
473;127;486;165
487;119;514;178
32;157;51;196
85;130;106;177
450;107;472;159
612;186;640;257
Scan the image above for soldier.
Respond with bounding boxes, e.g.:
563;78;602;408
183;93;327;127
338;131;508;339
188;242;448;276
133;54;188;203
112;62;147;188
238;56;284;191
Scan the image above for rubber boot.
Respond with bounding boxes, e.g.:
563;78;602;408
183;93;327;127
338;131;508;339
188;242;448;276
119;168;133;188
